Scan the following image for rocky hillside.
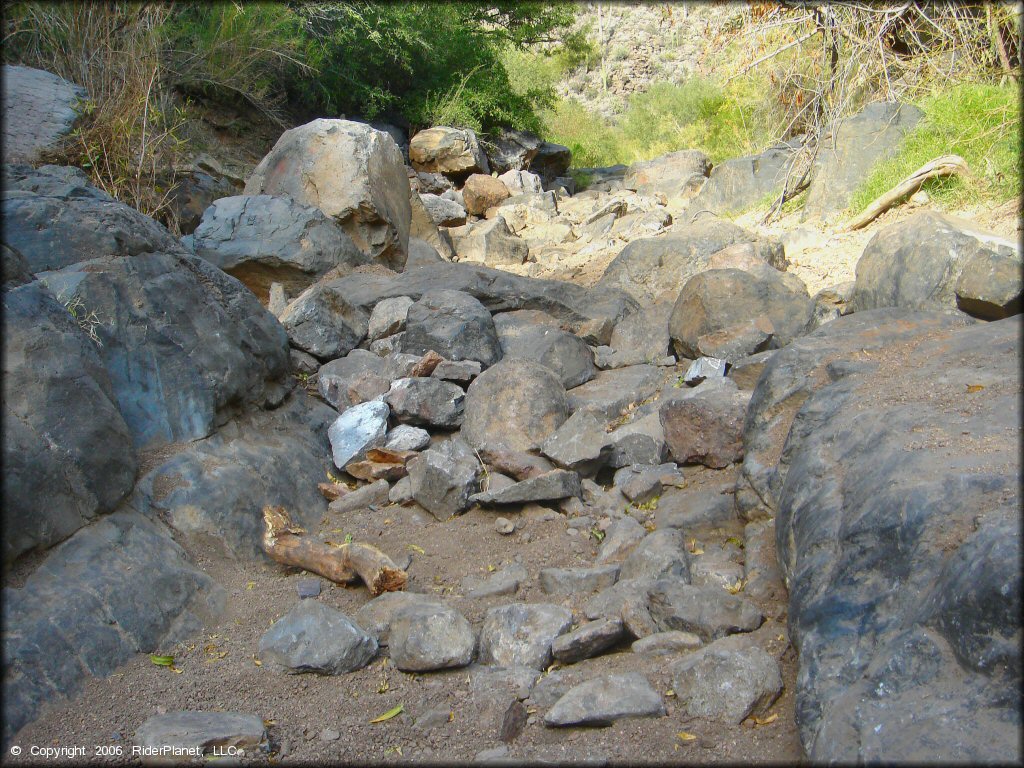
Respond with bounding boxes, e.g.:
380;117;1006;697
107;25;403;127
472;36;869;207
2;62;1021;766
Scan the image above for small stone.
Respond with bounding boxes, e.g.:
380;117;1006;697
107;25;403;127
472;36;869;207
631;631;703;655
596;517;647;563
384;424;431;452
135;712;267;758
495;517;515;535
384;377;465;428
551;617;625;663
368;296;414;341
683;357;726;386
544;672;665;726
474;745;510;763
671;644;782;725
470;469;581;506
328;478;390;514
296;579;321;599
432;359;482;384
320;727;340;742
465;563;528;598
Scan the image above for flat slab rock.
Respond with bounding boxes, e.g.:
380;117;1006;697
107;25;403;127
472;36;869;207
551;617;626;664
135;711;267;758
647;580;763;642
471;469;581;506
544;672;666;726
258;600;377;674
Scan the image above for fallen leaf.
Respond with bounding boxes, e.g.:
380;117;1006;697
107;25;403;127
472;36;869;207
754;713;778;725
252;655;262;667
966;384;984;393
263;719;276;727
344;533;354;544
150;655;174;667
487;564;496;572
448;712;455;722
665;689;676;697
246;581;256;590
170;666;183;674
725;578;747;594
677;731;698;742
370;704;404;723
407;544;425;554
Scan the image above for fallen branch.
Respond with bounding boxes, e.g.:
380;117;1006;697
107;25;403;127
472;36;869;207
843;155;969;231
262;506;407;595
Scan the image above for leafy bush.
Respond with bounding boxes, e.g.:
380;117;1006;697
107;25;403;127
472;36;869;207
848;82;1021;211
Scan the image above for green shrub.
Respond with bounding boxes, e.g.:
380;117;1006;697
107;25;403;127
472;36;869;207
848;82;1021;212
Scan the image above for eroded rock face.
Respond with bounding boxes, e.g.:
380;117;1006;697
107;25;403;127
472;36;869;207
853;211;1022;320
1;65;85;164
686;143;798;217
244;119;411;270
772;316;1021;763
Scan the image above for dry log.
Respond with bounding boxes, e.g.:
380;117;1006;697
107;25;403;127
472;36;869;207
262;506;407;595
843;155;969;231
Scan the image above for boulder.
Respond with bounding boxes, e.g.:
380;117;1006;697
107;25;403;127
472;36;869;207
686;143;798;216
655;482;737;535
367;296;414;341
669;267;813;359
462;359;569;454
647;580;763;642
462;174;511;216
551;618;626;664
134;711;267;758
804;102;923;223
539;565;620;597
566;365;664;421
258;600;377;674
495;321;596;389
327;401;389;469
419;193;467;227
185;195;366;300
353;592;444;647
596;517;648;564
2;166;186;274
487;129;542;174
660;384;751;468
497;169;543;195
407;437;481;519
384;377;465;429
672;644;782;725
470;469;581;506
852;211;1022;319
388;603;476;672
607;413;668;469
624;149;710;200
279;281;369;361
38;252;289;449
401;289;502;368
544;673;665;726
1;65;85;164
317;350;388;410
597;219;785;302
773;316;1021;762
477;603;573;669
2;281;136;563
530;142;572;185
244;119;411;270
409;126;489;177
618;529;691;583
384;424;431;452
540;409;613;474
164;170;238;236
450;217;529;266
409;192;456;261
607;302;673;366
2;513;226;743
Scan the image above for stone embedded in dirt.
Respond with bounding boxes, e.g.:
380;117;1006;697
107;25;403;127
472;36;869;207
538;565;620;597
496;323;596;390
647;580;763;643
477;603;573;670
669;267;813;360
671;644;783;725
463;174;511;216
540;409;612;475
327;401;389;469
432;359;482;384
318;350;388;410
853;210;1022;320
566;364;664;421
353;592;443;647
474;745;511;762
388;603;476;672
406;437;481;520
619;529;691;583
402;289;502;369
296;579;321;599
258;600;378;674
281;283;369;361
551;617;626;664
419;193;467;227
494;517;515;535
742;520;786;602
583;578;655;622
464;563;529;598
696;317;775;362
613;462;681;504
607;413;668;469
544;672;665;727
384;377;465;429
368;296;415;342
388;475;413;505
409;126;490;177
471;469;581;507
596;516;647;564
683;356;726;386
134;711;267;757
384;424;431;452
655;482;737;535
660;385;751;469
631;631;703;655
245;119;411;270
328;478;390;515
462;359;570;454
469;664;540;701
726;350;774;391
320;727;340;742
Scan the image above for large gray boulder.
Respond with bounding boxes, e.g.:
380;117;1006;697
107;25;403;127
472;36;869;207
38;251;289;450
624;149;710;201
184;195;367;300
672;644;782;725
409;126;489;177
407;436;481;520
462;359;570;454
279;281;369;361
773;316;1021;763
2;512;227;743
244;119;411;270
804;102;923;223
597;219;785;302
477;603;573;670
401;289;502;368
853;211;1022;320
388;603;476;671
2;165;186;274
2;281;136;563
669;267;814;359
486;128;542;174
495;319;596;389
135;711;267;757
1;65;85;164
686;143;798;217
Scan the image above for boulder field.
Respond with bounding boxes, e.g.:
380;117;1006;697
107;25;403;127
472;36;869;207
2;64;1020;763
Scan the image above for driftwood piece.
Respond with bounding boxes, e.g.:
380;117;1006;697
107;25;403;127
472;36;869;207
843;155;969;231
262;506;407;595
